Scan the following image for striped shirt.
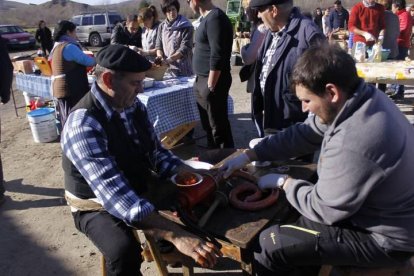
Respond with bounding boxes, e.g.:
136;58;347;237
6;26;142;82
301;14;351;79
61;82;183;226
259;28;285;92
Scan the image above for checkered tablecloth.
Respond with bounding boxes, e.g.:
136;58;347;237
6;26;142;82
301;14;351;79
15;73;53;100
15;74;234;135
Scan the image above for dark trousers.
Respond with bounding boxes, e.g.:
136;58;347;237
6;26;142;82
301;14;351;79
72;210;143;276
253;216;412;275
56;97;83;127
194;73;234;149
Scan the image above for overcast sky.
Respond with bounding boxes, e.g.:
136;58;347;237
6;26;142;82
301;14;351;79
10;0;129;5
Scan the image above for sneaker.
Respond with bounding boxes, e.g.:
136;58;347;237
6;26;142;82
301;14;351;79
389;93;404;100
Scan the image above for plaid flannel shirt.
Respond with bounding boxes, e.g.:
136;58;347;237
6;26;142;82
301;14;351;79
61;82;183;226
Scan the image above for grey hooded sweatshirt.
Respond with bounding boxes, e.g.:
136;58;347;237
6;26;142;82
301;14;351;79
254;80;414;252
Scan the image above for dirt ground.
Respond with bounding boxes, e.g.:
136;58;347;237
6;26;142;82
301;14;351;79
0;64;259;275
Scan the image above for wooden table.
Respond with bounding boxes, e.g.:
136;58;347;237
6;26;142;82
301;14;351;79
356;61;414;85
161;158;317;275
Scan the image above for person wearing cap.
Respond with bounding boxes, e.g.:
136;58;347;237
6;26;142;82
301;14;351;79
188;0;235;149
348;0;385;47
248;0;325;136
61;44;221;274
220;44;414;274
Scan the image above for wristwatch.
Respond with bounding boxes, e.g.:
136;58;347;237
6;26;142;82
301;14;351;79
277;175;289;188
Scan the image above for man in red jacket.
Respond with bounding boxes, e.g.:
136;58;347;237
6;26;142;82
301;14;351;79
348;0;385;47
390;0;412;99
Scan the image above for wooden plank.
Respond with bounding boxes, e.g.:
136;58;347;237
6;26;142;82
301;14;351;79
160;121;197;149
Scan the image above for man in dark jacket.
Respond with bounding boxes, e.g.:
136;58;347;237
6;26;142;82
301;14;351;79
329;0;349;30
251;0;325;136
110;19;142;49
0;38;12;204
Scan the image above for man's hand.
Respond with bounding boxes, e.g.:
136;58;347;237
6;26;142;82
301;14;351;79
258;173;288;190
171;233;222;268
363;32;375;42
220;153;251;179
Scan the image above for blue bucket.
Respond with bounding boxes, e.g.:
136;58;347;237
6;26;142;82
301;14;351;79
27;108;58;143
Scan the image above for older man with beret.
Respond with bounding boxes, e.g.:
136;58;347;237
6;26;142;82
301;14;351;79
249;0;325;137
61;44;221;275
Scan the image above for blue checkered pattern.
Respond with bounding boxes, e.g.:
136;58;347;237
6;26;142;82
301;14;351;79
15;73;53;99
62;83;183;225
15;74;234;135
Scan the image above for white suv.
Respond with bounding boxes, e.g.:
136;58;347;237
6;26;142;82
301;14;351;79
70;11;123;47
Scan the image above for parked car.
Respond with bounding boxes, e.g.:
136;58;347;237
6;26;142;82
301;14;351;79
0;25;36;50
70;11;123;47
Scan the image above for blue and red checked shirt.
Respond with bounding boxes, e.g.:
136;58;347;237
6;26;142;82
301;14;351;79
61;82;183;226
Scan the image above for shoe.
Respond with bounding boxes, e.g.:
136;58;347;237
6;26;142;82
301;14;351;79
389;93;404;100
385;88;396;96
0;194;5;206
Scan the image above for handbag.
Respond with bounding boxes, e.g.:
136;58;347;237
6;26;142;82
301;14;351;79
239;62;255;82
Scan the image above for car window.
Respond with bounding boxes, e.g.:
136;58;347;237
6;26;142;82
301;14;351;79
94;15;105;25
0;26;24;34
109;15;122;25
71;16;81;26
81;16;93;26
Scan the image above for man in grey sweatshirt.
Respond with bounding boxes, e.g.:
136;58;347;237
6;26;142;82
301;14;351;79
221;44;414;274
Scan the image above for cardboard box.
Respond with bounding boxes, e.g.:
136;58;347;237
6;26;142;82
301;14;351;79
13;60;34;74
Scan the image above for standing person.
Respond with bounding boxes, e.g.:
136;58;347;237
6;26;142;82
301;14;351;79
111;18;143;49
155;0;193;77
251;0;325;135
348;0;385;47
322;8;331;36
50;20;96;126
313;7;323;31
188;0;234;148
0;38;12;205
221;44;414;275
377;0;399;92
389;0;412;99
329;0;349;31
35;20;53;56
62;44;221;275
139;5;161;62
241;7;267;137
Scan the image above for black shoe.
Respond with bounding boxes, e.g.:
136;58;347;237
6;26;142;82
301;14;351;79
389;93;404;100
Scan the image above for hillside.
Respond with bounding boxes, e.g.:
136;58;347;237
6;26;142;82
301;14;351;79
1;0;414;28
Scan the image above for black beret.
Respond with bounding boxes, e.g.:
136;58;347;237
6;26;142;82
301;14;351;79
249;0;290;8
96;44;151;72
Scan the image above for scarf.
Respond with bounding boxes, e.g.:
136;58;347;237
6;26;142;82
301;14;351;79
165;15;192;31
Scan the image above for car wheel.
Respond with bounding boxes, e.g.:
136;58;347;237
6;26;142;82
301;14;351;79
89;33;102;47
